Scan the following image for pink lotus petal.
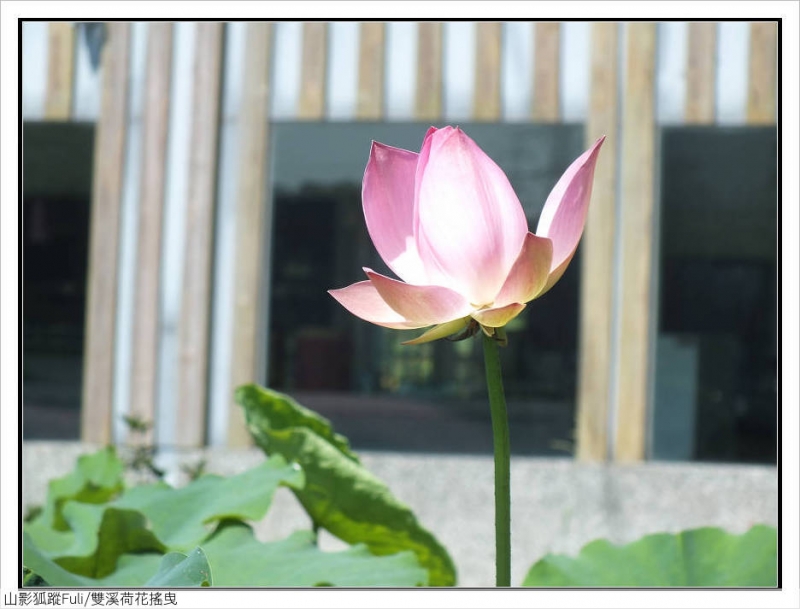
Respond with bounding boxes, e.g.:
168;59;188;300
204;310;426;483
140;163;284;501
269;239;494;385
538;249;576;297
411;126;446;283
328;281;427;330
365;268;473;326
471;303;526;328
415;127;528;305
494;233;554;308
401;318;470;345
362;141;428;284
413;126;439;210
536;136;605;276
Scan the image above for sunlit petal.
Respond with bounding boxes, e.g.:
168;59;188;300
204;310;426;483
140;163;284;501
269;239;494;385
494;233;554;307
536;136;605;277
365;268;473;326
328;281;427;330
471;303;527;328
362;141;427;284
415;127;528;304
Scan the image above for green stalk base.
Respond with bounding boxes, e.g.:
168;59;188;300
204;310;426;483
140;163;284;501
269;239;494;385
482;332;511;587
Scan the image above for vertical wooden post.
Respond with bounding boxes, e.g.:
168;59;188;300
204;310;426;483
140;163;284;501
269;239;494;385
357;22;385;120
615;22;657;462
576;22;619;462
473;22;502;121
532;22;560;121
129;23;173;445
685;22;717;124
299;22;327;119
45;22;75;120
81;23;131;444
228;23;273;447
415;22;443;121
747;21;777;124
175;22;224;447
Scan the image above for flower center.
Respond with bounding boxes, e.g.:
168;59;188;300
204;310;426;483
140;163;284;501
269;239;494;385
471;302;494;310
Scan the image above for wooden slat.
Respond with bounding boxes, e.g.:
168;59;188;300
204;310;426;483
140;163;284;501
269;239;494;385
685;22;717;124
415;22;443;120
298;22;327;119
576;22;619;462
128;23;173;445
615;23;657;463
228;23;273;447
532;22;560;122
747;21;777;124
176;23;224;447
357;22;385;119
45;22;75;120
81;23;131;444
473;22;502;121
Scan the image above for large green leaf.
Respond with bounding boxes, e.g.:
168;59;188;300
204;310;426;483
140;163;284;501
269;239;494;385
39;446;125;531
236;384;359;461
523;525;777;587
27;503;165;578
25;446;164;579
202;521;427;586
23;532;210;587
144;549;212;587
236;384;457;586
23;531;87;587
24;453;303;575
113;453;304;551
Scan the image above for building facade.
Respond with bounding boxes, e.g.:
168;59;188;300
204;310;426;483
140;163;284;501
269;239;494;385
21;21;778;463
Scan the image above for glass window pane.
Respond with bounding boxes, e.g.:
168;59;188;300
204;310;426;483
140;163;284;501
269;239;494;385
653;127;777;464
23;123;95;440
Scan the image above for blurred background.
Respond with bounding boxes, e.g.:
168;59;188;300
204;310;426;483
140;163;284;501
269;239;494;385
21;21;777;466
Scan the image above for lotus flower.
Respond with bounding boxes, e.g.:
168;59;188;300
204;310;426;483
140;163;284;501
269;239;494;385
329;126;604;345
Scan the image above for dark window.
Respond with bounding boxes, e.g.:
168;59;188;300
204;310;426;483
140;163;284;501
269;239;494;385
268;123;586;455
22;123;95;440
652;127;777;464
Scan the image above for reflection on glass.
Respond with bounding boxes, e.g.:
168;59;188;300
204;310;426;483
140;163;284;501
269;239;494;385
268;123;585;455
654;127;777;464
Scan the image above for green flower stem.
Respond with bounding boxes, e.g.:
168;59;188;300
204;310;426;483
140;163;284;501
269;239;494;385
482;330;511;587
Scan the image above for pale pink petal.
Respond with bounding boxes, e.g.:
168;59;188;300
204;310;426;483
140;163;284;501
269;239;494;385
414;127;528;305
494;233;554;308
538;250;576;297
362;141;427;284
536;136;605;276
410;126;453;290
471;303;526;328
365;268;473;326
401;318;470;345
412;126;440;224
328;281;427;330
